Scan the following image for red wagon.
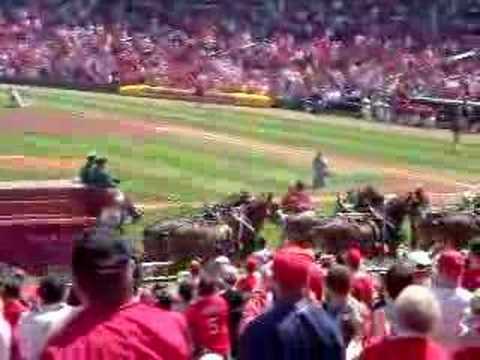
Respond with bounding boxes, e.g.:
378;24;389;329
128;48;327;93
0;180;115;274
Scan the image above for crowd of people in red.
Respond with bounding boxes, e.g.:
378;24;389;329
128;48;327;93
0;228;477;360
0;1;479;99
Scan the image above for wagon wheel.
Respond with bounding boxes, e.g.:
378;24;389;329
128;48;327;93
396;113;408;125
422;115;437;129
470;122;480;133
409;113;421;126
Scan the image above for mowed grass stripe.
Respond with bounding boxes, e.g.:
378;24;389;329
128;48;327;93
0;132;379;202
29;88;480;177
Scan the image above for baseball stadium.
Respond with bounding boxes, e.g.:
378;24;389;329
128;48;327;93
0;1;479;359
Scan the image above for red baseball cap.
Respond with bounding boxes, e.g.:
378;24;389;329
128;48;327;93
273;248;314;289
246;256;257;273
345;248;362;269
438;250;465;278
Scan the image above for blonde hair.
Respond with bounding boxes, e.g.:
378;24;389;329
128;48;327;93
395;285;441;334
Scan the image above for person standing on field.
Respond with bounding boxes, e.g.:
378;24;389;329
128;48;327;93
312;151;329;190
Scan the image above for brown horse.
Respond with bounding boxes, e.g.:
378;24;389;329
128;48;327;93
143;193;274;262
224;193;274;254
285;194;411;256
411;211;480;251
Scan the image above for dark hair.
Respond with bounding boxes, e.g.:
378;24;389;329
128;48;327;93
326;265;352;297
295;180;305;191
178;281;194;303
2;276;22;299
66;287;82;306
72;231;133;304
38;276;66;305
155;289;173;310
198;275;216;297
385;263;414;300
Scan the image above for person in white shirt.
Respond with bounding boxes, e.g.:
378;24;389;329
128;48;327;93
18;276;74;360
431;250;472;344
0;305;11;360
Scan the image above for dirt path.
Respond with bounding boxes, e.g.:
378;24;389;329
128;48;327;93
0;155;82;170
0;108;475;206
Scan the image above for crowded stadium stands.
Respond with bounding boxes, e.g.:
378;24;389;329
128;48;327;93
0;1;479;99
0;2;478;360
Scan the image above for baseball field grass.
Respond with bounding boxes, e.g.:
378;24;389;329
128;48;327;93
0;85;479;242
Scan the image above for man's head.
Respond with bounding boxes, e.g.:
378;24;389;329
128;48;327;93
197;275;217;297
436;250;465;286
154;288;173;311
2;276;22;300
38;276;66;305
468;238;480;269
72;230;134;307
178;280;194;303
272;247;314;301
385;262;415;300
294;180;306;192
395;285;441;335
86;151;97;162
344;248;362;271
95;156;108;168
325;265;352;300
222;269;238;289
190;260;201;277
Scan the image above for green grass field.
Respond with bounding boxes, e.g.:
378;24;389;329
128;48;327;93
0;85;479;242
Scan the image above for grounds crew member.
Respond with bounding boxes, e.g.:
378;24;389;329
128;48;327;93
312;151;329;190
79;152;97;184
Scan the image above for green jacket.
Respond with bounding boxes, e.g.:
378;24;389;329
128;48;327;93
89;166;120;188
79;162;95;184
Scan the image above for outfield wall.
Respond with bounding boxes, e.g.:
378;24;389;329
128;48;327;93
1;77;276;109
119;85;275;108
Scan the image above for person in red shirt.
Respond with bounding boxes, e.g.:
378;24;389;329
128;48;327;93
236;257;260;293
186;275;231;358
343;248;375;307
2;276;28;328
42;231;191;360
280;181;314;214
361;285;448;360
462;239;480;292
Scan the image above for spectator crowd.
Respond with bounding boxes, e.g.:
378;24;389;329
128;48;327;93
0;1;479;99
0;229;477;359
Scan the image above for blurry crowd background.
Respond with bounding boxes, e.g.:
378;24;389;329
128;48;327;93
0;0;479;99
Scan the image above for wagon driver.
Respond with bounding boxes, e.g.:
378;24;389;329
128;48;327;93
312;151;329;190
85;155;143;222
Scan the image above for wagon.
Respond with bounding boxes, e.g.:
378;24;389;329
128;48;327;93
0;180;115;274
